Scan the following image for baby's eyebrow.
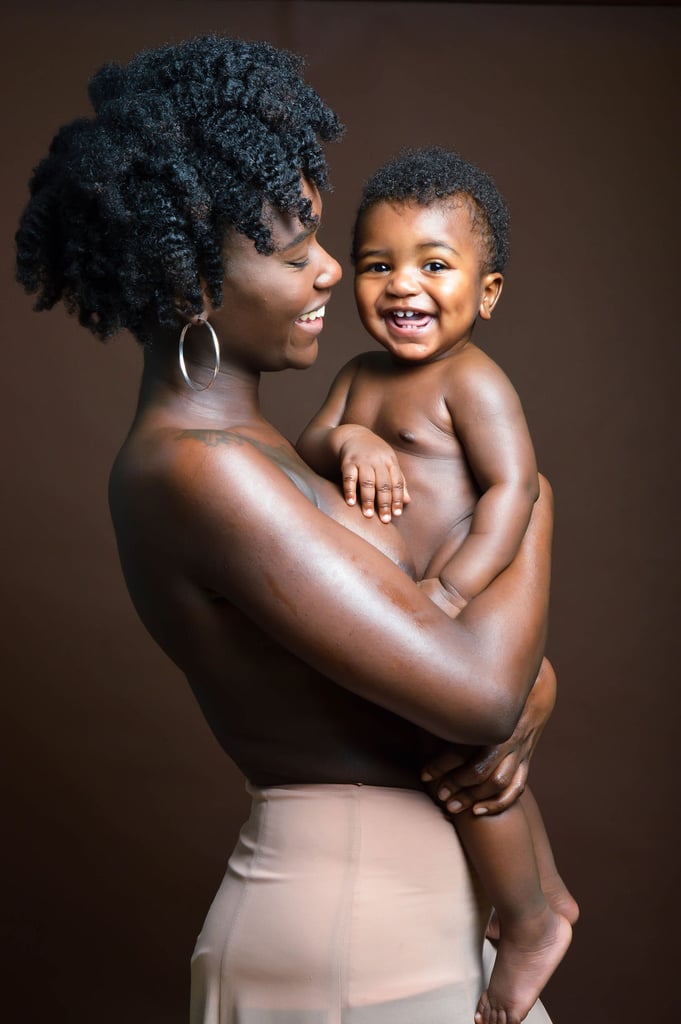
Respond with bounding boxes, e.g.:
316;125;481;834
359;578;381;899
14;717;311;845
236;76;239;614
418;240;460;256
357;241;461;258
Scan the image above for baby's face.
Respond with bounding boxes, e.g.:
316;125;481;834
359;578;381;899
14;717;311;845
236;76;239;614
353;199;502;364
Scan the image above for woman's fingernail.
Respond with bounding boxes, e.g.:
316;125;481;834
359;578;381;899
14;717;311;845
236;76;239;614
447;799;462;812
438;787;451;801
421;771;433;782
473;806;488;816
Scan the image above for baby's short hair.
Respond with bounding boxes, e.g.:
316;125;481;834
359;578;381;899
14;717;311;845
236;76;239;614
353;146;509;273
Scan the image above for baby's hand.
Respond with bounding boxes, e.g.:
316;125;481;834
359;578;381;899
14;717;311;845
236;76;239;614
418;577;468;618
337;426;410;522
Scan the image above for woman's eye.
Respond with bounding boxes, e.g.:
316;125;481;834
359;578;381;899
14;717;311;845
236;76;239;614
289;258;310;269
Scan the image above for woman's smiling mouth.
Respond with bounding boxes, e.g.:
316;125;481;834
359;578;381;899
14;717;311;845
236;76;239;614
295;304;327;337
296;304;326;323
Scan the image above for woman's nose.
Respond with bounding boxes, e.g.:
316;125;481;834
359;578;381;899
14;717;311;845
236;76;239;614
315;246;343;289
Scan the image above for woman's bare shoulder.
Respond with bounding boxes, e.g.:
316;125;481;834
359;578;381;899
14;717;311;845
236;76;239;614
110;423;320;549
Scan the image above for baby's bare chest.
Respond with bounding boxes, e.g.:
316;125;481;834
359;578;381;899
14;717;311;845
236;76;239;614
343;366;480;574
344;369;458;459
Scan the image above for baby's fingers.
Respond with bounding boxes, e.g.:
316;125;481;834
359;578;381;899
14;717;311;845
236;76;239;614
375;461;408;522
374;462;410;522
387;464;409;520
358;466;379;518
342;462;360;507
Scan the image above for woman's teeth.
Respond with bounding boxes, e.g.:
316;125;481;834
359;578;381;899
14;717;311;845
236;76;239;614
297;305;325;322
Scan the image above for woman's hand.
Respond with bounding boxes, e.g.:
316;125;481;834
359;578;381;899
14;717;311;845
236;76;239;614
421;657;556;816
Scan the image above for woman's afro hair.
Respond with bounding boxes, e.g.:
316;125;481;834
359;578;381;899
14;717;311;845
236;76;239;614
352;146;510;273
15;35;344;344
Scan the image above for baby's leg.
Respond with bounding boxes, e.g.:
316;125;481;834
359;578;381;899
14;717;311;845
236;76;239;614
455;798;572;1024
486;789;579;940
520;788;579;927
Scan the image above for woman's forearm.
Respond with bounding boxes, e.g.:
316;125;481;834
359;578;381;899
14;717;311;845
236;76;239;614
181;437;552;746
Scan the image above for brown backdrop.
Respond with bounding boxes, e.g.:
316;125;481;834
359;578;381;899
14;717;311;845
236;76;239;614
2;2;679;1021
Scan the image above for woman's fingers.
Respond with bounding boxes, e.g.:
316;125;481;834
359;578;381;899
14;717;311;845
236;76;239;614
470;760;528;815
423;747;528;817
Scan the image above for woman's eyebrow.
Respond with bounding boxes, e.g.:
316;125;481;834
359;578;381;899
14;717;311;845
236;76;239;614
278;225;316;253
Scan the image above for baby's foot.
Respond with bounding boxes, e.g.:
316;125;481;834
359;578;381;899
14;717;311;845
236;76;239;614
541;871;579;926
487;876;579;945
485;910;500;942
475;908;572;1024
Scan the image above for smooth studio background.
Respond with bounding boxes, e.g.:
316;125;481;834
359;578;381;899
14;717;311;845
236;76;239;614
2;2;679;1021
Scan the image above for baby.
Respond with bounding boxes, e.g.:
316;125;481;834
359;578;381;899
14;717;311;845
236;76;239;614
298;147;578;1024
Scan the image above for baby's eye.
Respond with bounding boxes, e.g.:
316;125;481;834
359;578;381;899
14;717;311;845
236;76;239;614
423;260;448;272
364;261;390;274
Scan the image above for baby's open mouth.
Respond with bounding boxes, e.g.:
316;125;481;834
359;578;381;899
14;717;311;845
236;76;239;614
386;310;433;329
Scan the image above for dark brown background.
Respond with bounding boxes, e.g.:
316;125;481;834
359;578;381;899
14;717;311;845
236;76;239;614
2;1;679;1020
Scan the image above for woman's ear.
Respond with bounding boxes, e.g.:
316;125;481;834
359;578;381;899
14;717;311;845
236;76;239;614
174;282;213;324
479;272;504;320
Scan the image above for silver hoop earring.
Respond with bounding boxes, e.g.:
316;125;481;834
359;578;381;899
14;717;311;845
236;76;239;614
178;320;221;391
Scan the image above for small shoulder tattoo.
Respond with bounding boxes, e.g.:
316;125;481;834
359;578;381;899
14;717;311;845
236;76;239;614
175;428;249;449
174;428;318;504
174;428;299;468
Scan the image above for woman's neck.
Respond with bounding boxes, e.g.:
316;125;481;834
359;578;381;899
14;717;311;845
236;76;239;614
136;339;264;430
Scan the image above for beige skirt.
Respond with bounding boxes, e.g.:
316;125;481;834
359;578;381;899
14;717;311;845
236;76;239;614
191;783;552;1024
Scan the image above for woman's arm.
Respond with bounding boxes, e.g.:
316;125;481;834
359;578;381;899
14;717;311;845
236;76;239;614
168;434;552;746
422;658;557;815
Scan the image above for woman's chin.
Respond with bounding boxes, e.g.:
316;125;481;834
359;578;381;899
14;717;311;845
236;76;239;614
287;339;319;369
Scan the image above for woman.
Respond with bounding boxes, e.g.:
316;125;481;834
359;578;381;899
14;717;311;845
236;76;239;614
16;36;555;1023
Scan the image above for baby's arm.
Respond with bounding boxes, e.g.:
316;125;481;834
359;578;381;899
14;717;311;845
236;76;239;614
297;356;410;521
428;354;539;607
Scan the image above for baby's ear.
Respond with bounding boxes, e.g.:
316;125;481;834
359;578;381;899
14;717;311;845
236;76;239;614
479;272;504;320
